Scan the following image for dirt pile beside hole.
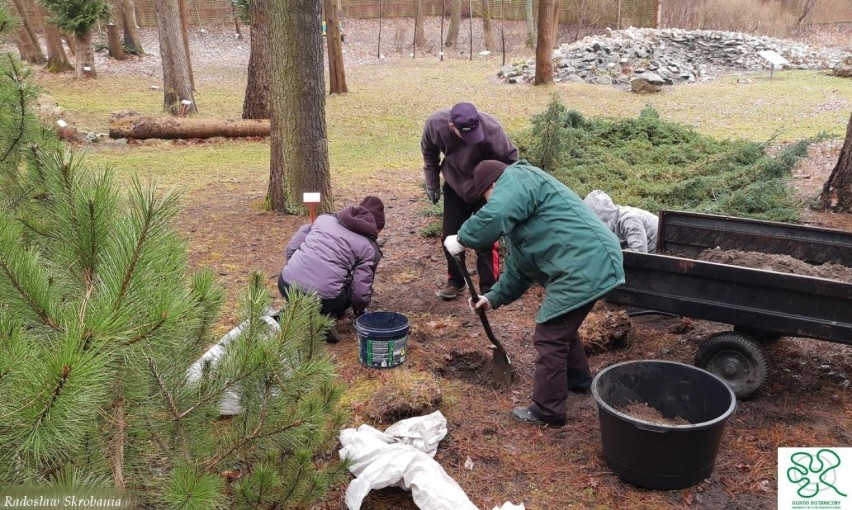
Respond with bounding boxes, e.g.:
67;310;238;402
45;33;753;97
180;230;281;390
697;247;852;283
581;304;632;355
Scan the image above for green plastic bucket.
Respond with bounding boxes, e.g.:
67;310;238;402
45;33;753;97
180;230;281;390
355;312;410;369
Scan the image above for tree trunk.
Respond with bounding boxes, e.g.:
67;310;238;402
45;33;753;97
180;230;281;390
74;31;96;79
155;0;196;114
481;0;495;51
268;0;333;214
177;0;195;89
445;0;460;47
819;113;852;213
44;22;72;72
109;110;270;139
325;0;347;94
552;0;561;44
120;0;144;54
107;24;126;60
242;0;270;119
13;26;42;63
524;0;535;49
11;0;46;64
534;0;555;85
414;0;426;48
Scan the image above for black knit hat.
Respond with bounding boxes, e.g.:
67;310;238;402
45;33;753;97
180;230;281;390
359;196;385;231
473;160;508;197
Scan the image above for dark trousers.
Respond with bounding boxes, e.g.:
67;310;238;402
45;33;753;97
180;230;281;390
441;182;499;290
278;274;351;318
530;301;596;422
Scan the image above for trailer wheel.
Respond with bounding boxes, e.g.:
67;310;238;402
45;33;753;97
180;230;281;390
695;332;768;400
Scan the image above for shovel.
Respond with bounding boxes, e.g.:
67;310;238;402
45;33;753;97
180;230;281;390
453;254;513;388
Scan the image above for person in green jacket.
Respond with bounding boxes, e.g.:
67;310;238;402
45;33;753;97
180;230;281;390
444;160;625;427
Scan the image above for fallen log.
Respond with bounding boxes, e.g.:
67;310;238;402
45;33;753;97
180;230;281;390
109;109;270;140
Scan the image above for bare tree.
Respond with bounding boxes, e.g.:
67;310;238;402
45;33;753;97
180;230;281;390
819;113;852;213
534;0;555;85
242;0;270;119
119;0;143;54
481;0;495;51
445;0;460;47
325;0;347;93
267;0;332;213
524;0;535;48
414;0;426;48
155;0;196;114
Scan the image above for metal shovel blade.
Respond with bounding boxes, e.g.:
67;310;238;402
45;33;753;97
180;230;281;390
453;254;513;388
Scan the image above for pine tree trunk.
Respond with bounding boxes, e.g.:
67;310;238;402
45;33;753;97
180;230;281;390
534;0;555;85
481;0;495;51
107;24;126;60
325;0;347;94
819;113;852;213
525;0;536;48
109;110;270;139
11;0;46;64
74;31;96;79
13;26;42;63
120;0;144;54
44;22;72;72
268;0;332;214
156;0;196;114
414;0;426;48
445;0;460;47
242;0;270;119
177;0;195;89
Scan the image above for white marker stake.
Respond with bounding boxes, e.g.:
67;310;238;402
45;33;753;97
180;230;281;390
303;192;321;223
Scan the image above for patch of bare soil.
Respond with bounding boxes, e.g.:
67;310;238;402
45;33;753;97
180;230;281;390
56;20;851;510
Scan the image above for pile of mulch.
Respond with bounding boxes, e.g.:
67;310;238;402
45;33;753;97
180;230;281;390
697;247;852;283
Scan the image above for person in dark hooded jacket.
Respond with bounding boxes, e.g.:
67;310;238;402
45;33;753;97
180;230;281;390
278;196;385;342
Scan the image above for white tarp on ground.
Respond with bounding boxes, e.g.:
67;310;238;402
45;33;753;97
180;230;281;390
339;411;524;510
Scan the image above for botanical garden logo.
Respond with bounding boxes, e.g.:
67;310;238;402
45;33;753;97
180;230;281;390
778;448;851;510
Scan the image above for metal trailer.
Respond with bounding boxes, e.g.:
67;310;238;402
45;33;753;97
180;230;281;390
605;210;852;399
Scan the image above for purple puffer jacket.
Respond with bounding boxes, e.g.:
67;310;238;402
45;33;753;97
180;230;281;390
281;206;382;312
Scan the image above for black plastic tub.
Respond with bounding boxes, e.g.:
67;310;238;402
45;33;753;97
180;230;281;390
591;360;737;490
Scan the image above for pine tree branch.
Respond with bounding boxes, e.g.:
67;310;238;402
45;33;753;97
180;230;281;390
0;55;27;166
147;357;189;461
280;458;306;506
0;258;59;330
123;316;166;347
110;391;126;491
35;364;71;425
203;413;305;471
113;195;155;312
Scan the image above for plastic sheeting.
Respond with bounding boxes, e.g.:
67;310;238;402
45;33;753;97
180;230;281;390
339;411;524;510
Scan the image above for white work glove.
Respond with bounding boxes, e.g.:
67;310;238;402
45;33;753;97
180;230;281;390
469;294;491;312
443;235;465;256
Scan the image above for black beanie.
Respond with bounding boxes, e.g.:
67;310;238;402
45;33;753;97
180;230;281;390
473;160;508;197
359;196;385;231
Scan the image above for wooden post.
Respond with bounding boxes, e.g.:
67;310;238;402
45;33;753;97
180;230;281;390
412;0;419;58
377;0;383;58
500;0;506;66
440;0;445;61
304;193;322;223
468;0;473;61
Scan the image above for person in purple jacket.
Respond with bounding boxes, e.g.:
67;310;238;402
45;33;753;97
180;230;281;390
421;102;518;300
278;196;385;343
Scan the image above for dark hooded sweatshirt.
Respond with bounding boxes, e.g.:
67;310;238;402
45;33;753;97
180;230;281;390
421;108;518;204
281;206;382;312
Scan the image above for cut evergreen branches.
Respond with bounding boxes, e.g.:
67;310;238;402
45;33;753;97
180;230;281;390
515;95;816;222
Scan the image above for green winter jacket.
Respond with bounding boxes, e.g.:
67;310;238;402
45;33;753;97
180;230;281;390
457;161;625;323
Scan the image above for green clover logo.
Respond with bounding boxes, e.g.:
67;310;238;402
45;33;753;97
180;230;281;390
786;449;848;499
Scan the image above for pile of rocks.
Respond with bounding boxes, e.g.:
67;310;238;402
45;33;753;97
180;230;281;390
498;27;849;90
